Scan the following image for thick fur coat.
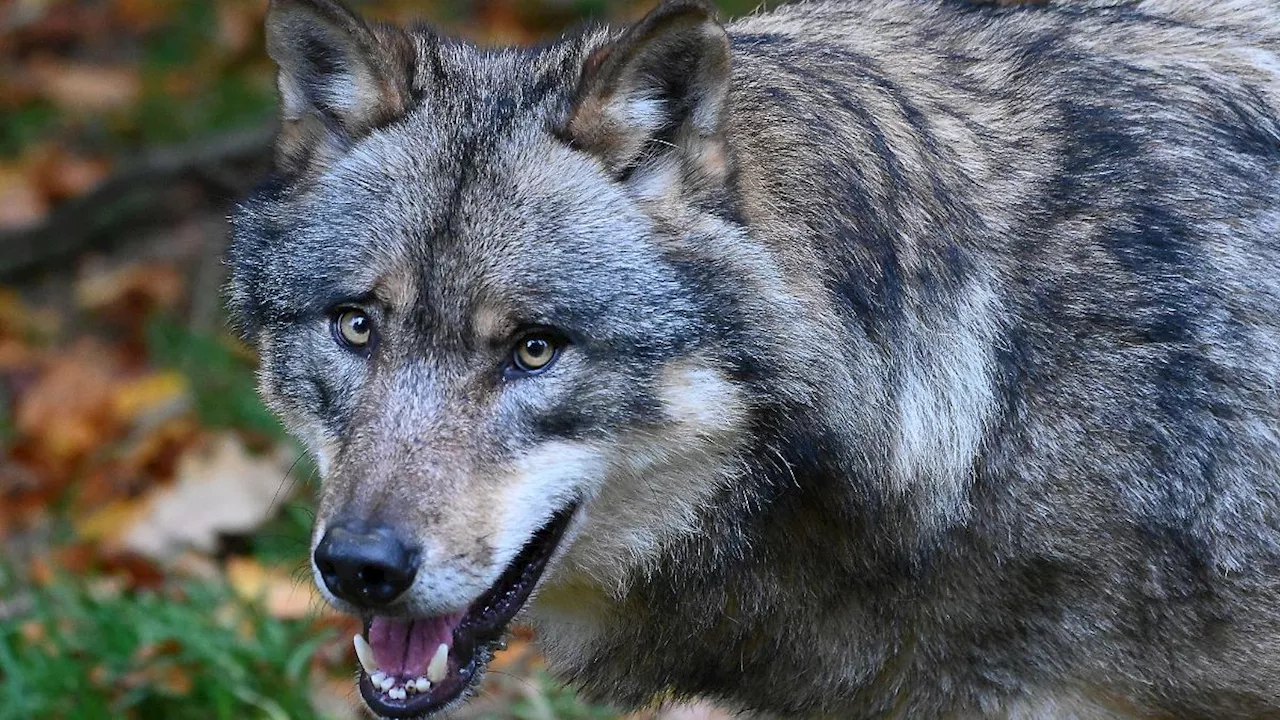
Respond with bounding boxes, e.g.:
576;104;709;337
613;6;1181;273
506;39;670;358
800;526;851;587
228;0;1280;717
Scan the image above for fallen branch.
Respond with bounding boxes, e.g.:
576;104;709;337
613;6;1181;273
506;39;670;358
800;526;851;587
0;124;276;280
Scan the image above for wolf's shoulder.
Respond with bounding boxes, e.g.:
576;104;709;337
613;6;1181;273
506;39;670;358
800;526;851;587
724;0;1280;43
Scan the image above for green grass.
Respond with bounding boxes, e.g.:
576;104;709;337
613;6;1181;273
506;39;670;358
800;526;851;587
0;318;336;720
145;314;286;442
0;568;335;720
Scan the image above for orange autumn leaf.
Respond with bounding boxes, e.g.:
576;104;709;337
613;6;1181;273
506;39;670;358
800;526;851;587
110;371;190;425
227;556;327;620
488;635;539;672
75;497;153;545
14;341;121;477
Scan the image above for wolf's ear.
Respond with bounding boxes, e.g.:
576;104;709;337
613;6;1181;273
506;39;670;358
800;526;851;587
566;0;731;182
265;0;415;172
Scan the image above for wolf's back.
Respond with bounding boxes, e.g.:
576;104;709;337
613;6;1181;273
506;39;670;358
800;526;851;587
595;1;1280;715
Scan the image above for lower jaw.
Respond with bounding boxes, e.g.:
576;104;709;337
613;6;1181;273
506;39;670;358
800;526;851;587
356;648;482;719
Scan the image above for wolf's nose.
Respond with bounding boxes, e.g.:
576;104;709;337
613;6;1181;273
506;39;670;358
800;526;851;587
314;523;416;607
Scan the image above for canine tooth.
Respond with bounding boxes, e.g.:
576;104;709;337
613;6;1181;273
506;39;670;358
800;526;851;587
427;643;449;683
354;635;378;675
388;687;407;701
413;677;430;693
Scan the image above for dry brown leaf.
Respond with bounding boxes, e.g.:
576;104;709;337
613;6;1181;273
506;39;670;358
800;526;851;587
119;662;194;697
29;60;142;113
110;0;178;31
0;338;41;373
111;371;190;425
226;556;327;619
76;497;153;544
14;340;121;478
32;148;111;201
488;635;539;673
216;1;263;56
71;418;198;523
97;552;166;590
0;164;48;231
120;433;296;561
0;288;61;342
76;262;185;316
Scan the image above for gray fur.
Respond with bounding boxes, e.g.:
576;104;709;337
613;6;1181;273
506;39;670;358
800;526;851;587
228;0;1280;717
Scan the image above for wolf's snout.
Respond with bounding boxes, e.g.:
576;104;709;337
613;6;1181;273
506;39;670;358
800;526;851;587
314;522;417;607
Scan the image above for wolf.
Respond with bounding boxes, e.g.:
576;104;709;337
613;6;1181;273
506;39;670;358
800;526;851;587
226;0;1280;717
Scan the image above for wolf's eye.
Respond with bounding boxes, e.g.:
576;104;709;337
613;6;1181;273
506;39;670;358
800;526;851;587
511;334;561;374
333;308;374;351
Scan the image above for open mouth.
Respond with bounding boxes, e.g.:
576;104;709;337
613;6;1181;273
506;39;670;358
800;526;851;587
349;503;577;719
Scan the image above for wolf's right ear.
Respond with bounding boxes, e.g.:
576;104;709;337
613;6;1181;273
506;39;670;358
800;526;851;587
565;0;731;182
265;0;415;174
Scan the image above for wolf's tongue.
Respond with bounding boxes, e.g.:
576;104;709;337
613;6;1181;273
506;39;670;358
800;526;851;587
368;614;462;676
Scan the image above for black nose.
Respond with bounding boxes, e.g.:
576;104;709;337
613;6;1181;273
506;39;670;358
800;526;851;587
314;523;416;607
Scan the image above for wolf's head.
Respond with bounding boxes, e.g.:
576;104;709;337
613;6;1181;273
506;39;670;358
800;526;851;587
227;0;799;715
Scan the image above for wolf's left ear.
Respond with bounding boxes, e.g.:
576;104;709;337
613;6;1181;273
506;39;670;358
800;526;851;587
265;0;415;172
566;0;731;181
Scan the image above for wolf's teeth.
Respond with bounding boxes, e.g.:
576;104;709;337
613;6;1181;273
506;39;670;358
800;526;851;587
354;635;378;675
427;643;449;683
388;687;407;701
413;677;431;693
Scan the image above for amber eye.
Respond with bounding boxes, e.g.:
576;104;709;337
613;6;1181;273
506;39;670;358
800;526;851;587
512;334;560;374
333;308;374;350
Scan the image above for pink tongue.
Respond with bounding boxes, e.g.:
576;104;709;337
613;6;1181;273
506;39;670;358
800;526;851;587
368;614;464;677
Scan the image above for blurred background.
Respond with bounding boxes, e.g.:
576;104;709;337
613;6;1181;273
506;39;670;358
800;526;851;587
0;0;762;718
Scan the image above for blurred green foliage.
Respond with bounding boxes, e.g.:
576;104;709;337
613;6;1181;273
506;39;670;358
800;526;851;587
0;568;333;720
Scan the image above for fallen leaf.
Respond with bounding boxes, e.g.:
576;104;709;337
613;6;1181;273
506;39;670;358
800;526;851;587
110;0;178;31
216;2;262;56
14;340;121;479
0;164;48;231
76;498;152;544
111;371;190;426
32;148;111;201
19;620;45;645
0;288;61;342
119;662;194;697
27;554;55;587
29;60;142;113
226;556;325;619
133;638;183;664
488;635;538;673
120;433;297;561
76;262;185;316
